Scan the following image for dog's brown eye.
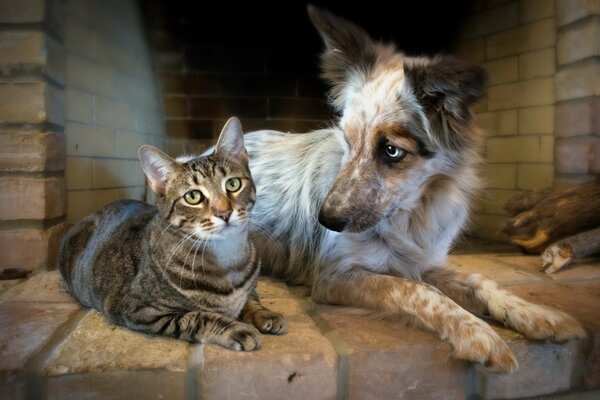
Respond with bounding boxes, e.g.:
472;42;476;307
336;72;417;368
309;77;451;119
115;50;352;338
384;145;406;160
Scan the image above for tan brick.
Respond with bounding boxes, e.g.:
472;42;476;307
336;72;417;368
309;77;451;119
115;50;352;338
460;2;518;39
453;38;485;63
0;31;44;71
47;371;187;400
66;190;96;223
518;105;554;134
65;122;115;157
165;138;212;158
45;34;65;85
555;138;593;173
0;222;65;270
519;0;555;24
0;176;65;220
317;304;469;400
117;186;145;202
557;17;600;65
517;163;554;189
94;96;135;131
477;110;518;136
0;270;74;304
488;78;555;110
0;81;64;125
0;302;79;373
116;130;149;158
93;159;138;188
555;98;600;137
487;136;553;162
65;88;92;123
66;54;114;98
64;18;94;58
482;163;518;189
135;110;165;136
481;188;523;215
164;96;188;117
0;0;44;23
556;60;600;100
487;18;556;59
519;48;556;79
66;157;93;190
590;140;600;173
557;0;600;26
44;311;190;375
0;129;65;172
483;57;519;85
472;213;510;241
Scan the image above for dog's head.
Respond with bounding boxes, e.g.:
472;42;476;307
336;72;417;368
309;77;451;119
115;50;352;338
308;6;486;233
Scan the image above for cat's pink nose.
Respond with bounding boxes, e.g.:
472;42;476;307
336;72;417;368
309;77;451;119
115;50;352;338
215;210;232;222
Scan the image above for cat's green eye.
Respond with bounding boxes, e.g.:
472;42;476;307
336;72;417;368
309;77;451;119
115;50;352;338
225;178;242;192
184;190;204;205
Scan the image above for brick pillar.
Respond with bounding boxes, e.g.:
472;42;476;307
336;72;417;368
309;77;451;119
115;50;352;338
0;0;66;271
554;0;600;184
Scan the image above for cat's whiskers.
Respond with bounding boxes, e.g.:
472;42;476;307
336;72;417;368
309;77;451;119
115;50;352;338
165;230;195;273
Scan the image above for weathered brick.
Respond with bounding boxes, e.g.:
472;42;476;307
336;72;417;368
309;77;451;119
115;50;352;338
116;130;149;158
0;129;65;172
65;18;94;58
519;48;556;79
135;110;165;136
47;371;187;400
557;0;600;26
117;185;145;202
0;0;44;23
164;96;188;118
519;0;555;23
93;159;139;188
93;96;135;131
472;213;510;241
65;122;115;157
517;163;554;190
487;19;556;59
66;54;114;98
0;176;65;220
460;2;518;39
67;189;121;224
483;57;519;85
555;98;600;137
555;138;594;173
477;110;518;136
556;60;600;100
65;88;92;123
557;17;600;65
166;119;213;139
0;222;66;270
190;97;267;119
519;106;554;135
317;304;469;400
44;311;190;375
480;189;523;215
482;163;518;189
486;136;554;162
165;138;213;158
453;38;486;63
488;78;555;110
0;302;79;373
269;98;331;120
591;140;600;173
66;157;93;190
0;81;64;125
0;271;73;304
0;31;44;72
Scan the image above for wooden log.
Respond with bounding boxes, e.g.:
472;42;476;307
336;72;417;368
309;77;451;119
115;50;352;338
542;226;600;273
501;178;600;253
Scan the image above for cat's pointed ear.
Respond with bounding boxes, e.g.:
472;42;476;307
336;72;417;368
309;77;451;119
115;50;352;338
215;117;247;163
138;145;178;195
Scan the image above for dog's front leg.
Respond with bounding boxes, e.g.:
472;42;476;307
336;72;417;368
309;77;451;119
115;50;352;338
313;269;518;372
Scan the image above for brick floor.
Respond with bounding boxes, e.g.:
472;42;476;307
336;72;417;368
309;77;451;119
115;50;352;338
0;240;599;399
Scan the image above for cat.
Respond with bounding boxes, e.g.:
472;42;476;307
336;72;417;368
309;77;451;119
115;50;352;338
58;117;287;351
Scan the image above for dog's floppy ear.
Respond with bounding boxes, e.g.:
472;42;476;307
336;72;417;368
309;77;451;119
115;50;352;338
403;56;487;150
307;5;376;110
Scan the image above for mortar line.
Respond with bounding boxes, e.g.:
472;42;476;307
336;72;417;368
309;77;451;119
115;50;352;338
23;308;88;400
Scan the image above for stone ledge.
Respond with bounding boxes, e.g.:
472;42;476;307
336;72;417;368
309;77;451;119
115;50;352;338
0;245;599;399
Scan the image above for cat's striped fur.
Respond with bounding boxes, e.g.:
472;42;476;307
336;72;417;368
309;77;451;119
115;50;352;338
59;118;287;350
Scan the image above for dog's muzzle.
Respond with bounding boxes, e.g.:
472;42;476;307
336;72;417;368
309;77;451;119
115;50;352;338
318;210;347;232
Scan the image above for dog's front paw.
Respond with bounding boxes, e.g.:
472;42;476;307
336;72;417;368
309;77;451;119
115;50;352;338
245;309;288;335
213;322;261;351
451;320;518;373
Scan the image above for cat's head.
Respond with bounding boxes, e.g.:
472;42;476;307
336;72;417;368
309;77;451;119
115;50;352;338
138;117;255;240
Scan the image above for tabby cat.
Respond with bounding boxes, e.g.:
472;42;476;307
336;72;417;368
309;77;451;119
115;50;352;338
58;117;287;350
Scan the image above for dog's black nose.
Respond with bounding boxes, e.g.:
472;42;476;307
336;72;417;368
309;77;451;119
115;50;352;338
318;211;347;232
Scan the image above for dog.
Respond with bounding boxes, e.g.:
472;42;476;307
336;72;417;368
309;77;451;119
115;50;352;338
198;6;585;372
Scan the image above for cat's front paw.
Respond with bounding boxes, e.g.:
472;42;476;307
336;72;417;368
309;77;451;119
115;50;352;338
245;309;288;335
214;322;261;351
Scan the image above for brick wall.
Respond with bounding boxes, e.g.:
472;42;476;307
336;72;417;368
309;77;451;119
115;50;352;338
0;0;66;271
454;0;560;240
145;2;333;156
64;0;166;224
